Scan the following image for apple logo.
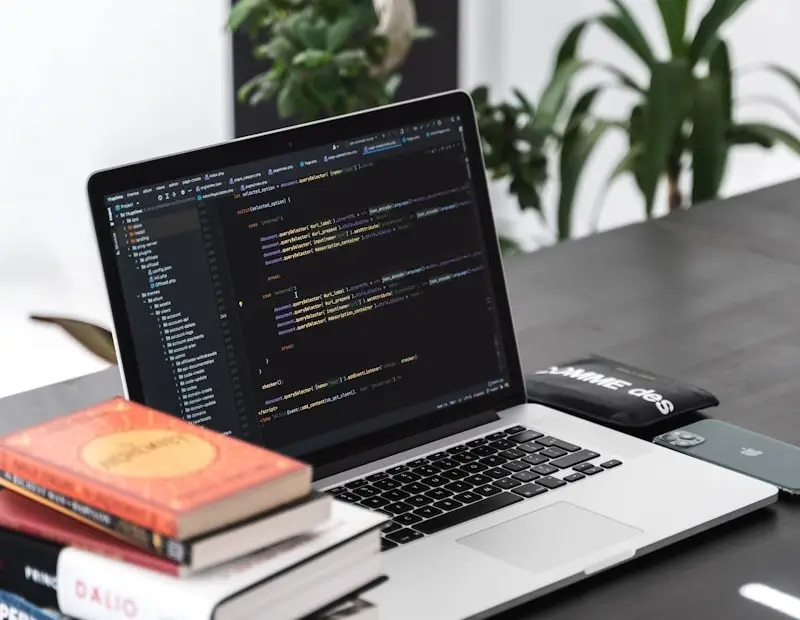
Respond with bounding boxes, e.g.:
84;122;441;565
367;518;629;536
741;447;763;457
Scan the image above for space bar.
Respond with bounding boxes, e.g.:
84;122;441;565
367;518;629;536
414;493;523;535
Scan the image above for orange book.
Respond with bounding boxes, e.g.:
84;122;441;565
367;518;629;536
0;397;311;560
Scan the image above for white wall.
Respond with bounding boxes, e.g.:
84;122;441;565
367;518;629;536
461;0;800;248
0;0;232;398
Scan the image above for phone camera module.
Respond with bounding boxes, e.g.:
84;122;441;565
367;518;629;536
660;431;705;447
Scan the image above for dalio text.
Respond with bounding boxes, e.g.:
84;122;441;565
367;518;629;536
535;366;676;415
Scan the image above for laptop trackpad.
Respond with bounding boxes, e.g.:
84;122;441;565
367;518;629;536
457;502;641;574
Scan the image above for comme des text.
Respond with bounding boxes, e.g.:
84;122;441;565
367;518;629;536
535;365;676;415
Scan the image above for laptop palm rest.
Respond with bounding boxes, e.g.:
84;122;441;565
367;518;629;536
457;502;641;574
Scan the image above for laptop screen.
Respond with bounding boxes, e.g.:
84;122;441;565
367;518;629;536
101;112;515;457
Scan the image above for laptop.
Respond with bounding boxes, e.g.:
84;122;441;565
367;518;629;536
88;91;777;620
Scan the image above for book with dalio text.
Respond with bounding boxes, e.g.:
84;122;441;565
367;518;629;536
54;500;385;620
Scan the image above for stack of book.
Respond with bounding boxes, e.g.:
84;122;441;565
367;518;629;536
0;397;386;619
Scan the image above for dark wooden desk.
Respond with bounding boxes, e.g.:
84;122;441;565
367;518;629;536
4;180;800;618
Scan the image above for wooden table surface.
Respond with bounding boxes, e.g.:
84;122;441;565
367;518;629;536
4;179;800;618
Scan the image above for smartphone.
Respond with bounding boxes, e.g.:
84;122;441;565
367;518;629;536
654;419;800;494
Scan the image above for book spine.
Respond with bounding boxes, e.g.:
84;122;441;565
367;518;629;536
0;449;177;537
0;529;61;610
0;590;65;620
0;473;191;566
56;548;207;620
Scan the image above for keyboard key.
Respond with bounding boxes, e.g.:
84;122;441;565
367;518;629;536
537;436;581;452
345;479;369;489
531;464;559;476
502;461;528;473
352;486;381;500
414;505;444;519
434;498;463;511
550;450;600;470
582;466;604;475
447;445;469;455
467;438;488;447
388;465;409;475
461;461;488;474
383;489;410;502
454;491;483;504
442;468;469;481
475;484;502;497
421;475;449;487
403;482;430;495
408;458;429;468
428;451;448;461
536;476;567;489
487;432;506;441
480;455;508;469
416;493;523;535
509;430;543;443
435;457;461;470
445;480;471;493
426;487;452;500
539;447;568;459
393;472;421;485
328;486;346;494
406;495;434;508
385;528;425;545
385;501;414;514
382;520;402;533
493;477;521;489
512;470;539;483
513;484;548;498
601;460;622;469
465;474;493;486
470;445;497;458
373;478;401;491
367;472;389;482
454;452;480;464
381;539;398;551
415;465;442;477
574;463;595;472
564;473;585;482
337;491;361;503
394;513;423;526
499;448;526;460
485;467;509;480
360;495;391;509
504;425;527;434
490;439;515;451
518;442;544;454
521;454;548;466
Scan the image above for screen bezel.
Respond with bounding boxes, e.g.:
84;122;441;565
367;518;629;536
88;90;527;468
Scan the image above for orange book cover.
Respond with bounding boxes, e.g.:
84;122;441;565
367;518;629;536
0;397;310;538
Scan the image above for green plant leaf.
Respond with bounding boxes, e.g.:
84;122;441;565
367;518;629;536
598;6;657;68
513;88;536;117
31;316;117;364
727;124;775;148
413;26;436;40
730;122;800;154
555;21;589;68
657;0;689;57
558;120;610;240
592;61;646;93
326;13;362;52
277;75;303;118
691;74;728;204
689;0;750;66
532;59;584;135
228;0;264;31
293;49;333;68
710;40;732;123
637;60;692;215
758;65;800;120
471;85;490;109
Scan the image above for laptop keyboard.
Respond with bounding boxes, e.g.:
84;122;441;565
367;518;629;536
324;425;623;551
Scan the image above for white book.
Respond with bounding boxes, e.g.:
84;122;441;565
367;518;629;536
55;501;386;620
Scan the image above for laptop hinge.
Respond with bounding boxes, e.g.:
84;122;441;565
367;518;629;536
314;409;501;480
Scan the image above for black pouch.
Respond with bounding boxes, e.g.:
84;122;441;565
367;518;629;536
525;355;718;437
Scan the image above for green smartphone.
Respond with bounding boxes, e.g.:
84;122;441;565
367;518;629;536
654;419;800;494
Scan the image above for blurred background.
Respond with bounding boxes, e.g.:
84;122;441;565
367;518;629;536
2;0;800;398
